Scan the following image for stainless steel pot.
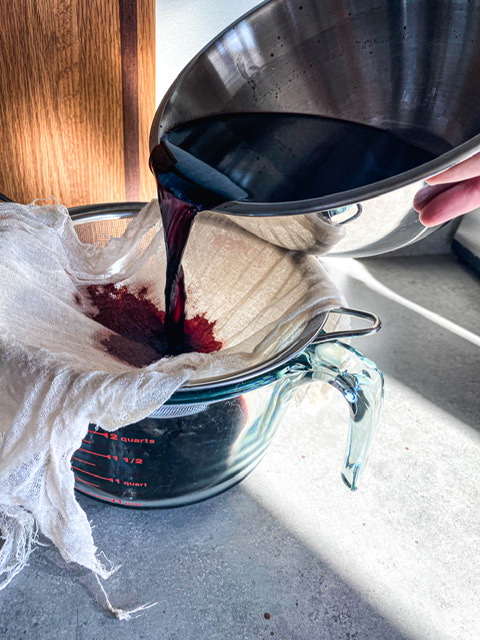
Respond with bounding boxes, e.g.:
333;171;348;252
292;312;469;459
150;0;480;256
70;203;383;507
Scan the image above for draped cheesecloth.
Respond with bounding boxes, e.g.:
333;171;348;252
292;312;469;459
0;199;344;615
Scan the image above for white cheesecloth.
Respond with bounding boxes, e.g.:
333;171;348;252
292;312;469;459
0;198;344;614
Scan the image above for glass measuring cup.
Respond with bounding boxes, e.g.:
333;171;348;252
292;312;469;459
72;314;383;508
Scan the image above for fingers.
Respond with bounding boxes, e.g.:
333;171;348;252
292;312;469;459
413;176;480;227
426;152;480;185
413;183;454;211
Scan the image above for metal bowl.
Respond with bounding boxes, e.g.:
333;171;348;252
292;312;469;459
151;0;480;256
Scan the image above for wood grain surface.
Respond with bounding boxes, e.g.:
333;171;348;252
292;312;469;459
0;0;156;207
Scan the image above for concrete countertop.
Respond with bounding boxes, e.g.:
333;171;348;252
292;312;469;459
0;253;479;640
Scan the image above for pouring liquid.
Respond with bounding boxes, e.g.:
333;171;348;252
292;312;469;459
150;112;436;351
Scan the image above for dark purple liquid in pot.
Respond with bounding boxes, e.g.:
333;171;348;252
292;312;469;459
156;112;438;205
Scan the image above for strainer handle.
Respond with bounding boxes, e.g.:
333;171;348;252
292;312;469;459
311;307;381;343
300;339;384;491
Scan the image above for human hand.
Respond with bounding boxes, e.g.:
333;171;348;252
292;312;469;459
413;152;480;227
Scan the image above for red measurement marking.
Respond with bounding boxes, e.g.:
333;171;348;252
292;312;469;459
75;488;122;504
71;456;95;467
76;477;100;488
82;439;92;445
120;437;156;444
88;429;109;439
72;465;114;482
79;448;112;459
123;457;143;464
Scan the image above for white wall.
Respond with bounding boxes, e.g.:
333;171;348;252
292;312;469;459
155;0;262;104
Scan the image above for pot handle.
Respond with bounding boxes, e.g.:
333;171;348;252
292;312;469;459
294;339;384;491
312;307;381;344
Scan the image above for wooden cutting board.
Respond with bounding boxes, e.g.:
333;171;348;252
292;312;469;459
0;0;156;206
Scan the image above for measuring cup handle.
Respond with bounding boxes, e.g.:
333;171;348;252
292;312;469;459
300;339;384;491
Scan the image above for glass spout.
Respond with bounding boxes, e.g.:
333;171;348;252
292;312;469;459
294;340;384;491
